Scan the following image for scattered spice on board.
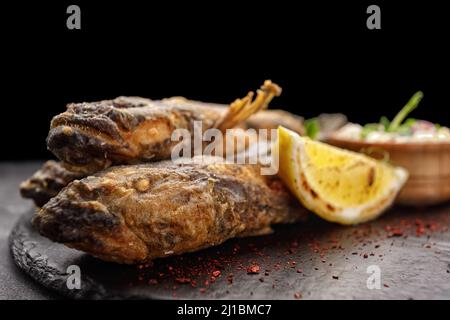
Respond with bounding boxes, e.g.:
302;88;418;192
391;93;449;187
175;277;191;284
247;265;260;274
129;210;448;298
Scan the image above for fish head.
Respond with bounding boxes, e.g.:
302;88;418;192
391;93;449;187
46;97;150;172
32;177;149;264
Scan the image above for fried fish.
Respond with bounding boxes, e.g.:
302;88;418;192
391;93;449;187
47;81;282;173
23;101;306;207
33;157;308;264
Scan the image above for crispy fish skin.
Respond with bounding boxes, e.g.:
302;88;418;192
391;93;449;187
33;157;307;264
47;96;225;173
47;81;282;173
19;160;85;207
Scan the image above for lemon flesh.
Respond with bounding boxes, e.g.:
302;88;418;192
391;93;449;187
275;126;408;225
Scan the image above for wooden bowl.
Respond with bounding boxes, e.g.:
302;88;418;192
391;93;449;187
326;136;450;206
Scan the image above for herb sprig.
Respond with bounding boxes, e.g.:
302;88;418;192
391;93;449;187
361;91;423;139
304;117;320;140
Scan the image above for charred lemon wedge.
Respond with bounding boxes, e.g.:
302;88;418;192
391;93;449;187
274;126;408;225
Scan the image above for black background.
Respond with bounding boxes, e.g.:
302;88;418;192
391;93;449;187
2;1;449;160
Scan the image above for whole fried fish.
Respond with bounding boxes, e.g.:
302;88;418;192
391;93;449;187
47;81;281;173
33;157;308;264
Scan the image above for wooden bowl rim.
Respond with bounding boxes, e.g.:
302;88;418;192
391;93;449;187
327;135;450;151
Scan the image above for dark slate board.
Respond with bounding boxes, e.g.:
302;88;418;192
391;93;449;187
9;204;450;300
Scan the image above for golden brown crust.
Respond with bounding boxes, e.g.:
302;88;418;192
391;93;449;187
45;81;293;174
33;157;307;264
47;96;225;173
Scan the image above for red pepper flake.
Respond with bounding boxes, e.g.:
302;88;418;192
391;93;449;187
212;270;221;277
175;277;191;284
259;277;265;282
294;292;302;299
148;278;158;285
247;265;260;274
296;269;303;273
383;284;389;288
416;226;426;236
375;245;380;248
363;254;368;258
199;288;206;294
332;275;339;280
428;222;439;232
352;252;358;255
388;228;404;237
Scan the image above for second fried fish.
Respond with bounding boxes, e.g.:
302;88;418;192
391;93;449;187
33;157;308;264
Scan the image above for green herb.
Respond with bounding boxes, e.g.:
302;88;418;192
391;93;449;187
304;118;320;140
380;116;390;131
388;91;423;132
396;118;416;136
403;118;417;127
396;124;413;136
360;123;380;139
